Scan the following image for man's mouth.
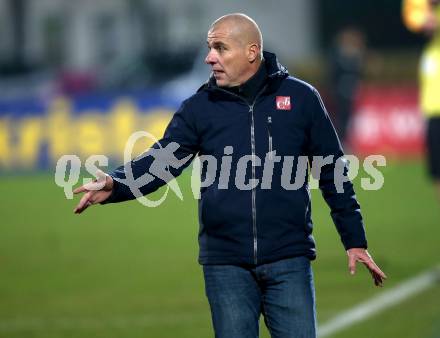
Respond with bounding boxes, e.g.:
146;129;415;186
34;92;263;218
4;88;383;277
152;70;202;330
213;70;224;77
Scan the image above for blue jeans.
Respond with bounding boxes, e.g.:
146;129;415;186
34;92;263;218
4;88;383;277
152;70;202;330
203;256;316;338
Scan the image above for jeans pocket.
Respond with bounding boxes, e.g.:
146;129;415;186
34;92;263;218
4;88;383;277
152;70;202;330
275;256;311;273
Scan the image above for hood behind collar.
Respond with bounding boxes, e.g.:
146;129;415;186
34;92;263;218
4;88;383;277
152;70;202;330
198;51;289;93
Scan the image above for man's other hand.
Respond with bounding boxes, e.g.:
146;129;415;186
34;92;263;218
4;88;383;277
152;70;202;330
73;170;114;214
347;248;387;287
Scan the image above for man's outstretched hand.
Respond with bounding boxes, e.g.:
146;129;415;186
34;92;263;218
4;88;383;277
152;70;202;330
73;170;114;214
347;248;387;287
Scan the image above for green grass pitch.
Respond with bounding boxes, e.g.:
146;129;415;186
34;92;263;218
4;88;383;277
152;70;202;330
0;161;439;338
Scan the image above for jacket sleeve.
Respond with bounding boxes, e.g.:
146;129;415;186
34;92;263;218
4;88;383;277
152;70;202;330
103;98;200;204
305;87;367;250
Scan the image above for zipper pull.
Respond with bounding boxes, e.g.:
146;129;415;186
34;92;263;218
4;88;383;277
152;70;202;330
267;116;273;160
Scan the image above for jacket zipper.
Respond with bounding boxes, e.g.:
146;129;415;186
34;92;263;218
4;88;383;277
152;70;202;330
267;116;273;160
249;104;258;265
248;87;267;265
214;86;267;265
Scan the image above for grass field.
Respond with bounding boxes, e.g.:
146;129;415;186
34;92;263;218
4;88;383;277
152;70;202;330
0;160;439;338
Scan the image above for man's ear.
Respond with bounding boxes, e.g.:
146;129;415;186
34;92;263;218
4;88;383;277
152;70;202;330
247;43;260;62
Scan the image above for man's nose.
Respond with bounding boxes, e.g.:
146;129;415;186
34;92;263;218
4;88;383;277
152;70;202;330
205;51;217;65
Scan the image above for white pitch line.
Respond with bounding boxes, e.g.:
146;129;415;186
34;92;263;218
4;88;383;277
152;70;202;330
318;265;440;337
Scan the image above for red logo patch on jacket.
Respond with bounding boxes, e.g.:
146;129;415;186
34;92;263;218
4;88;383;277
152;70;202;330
276;96;291;110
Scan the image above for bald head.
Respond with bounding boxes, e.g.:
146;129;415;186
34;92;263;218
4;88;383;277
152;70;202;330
210;13;263;57
205;14;264;87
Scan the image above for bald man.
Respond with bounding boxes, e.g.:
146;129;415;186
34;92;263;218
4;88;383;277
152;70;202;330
73;13;386;338
205;14;263;88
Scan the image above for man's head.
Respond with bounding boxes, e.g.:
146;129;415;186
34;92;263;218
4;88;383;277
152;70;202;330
205;13;263;87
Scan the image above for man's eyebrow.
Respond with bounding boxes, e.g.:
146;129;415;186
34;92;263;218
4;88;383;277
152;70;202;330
207;41;228;48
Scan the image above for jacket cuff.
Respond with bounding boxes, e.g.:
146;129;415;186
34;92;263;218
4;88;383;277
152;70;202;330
342;238;368;251
100;174;122;204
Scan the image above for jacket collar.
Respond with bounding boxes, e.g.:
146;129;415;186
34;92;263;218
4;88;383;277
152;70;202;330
220;61;267;105
198;51;289;96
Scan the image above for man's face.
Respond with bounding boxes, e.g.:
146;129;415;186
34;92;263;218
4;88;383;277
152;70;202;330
205;25;251;87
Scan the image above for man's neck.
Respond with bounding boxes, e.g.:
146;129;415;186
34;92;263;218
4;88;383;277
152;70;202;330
223;60;267;104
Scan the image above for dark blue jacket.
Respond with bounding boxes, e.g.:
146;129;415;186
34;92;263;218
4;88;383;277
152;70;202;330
104;51;367;266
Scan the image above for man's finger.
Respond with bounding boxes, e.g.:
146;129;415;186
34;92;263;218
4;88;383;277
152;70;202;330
74;201;92;214
369;269;382;286
74;192;91;214
374;277;381;287
364;259;387;279
364;260;387;287
348;254;357;275
73;185;87;194
373;271;384;287
74;200;92;214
